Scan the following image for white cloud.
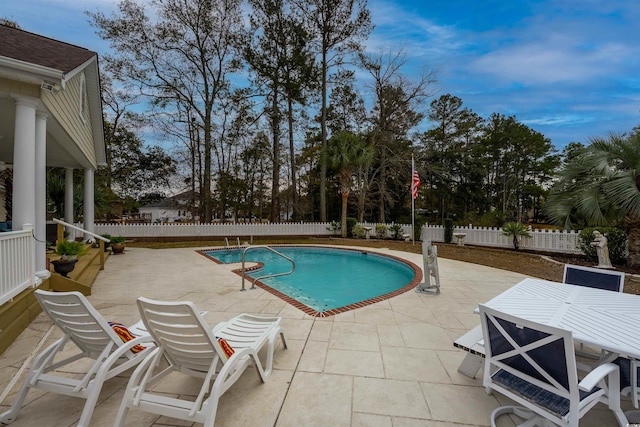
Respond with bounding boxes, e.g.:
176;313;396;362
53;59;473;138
366;0;470;60
471;34;634;86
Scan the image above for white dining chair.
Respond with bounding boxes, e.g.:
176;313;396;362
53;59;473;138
479;303;627;427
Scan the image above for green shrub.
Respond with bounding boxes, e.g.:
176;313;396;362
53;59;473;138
375;224;388;239
327;221;341;235
389;224;404;240
444;218;453;244
346;218;357;237
578;227;627;265
414;217;427;241
56;240;86;256
352;224;366;238
111;236;126;244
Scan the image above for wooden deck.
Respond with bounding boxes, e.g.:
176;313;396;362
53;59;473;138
48;245;111;295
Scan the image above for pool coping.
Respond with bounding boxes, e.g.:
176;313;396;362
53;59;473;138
196;245;423;317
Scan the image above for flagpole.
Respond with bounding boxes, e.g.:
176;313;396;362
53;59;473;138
411;154;415;245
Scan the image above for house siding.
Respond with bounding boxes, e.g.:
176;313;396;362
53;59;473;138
0;76;40;97
41;71;96;167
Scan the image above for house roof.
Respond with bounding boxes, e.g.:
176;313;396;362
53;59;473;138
140;191;198;209
0;25;106;168
0;25;96;74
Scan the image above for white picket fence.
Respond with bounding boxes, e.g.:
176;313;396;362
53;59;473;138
89;221;412;240
80;221;582;254
421;225;583;254
0;230;35;305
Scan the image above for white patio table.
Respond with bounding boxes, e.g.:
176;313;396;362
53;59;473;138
481;277;640;361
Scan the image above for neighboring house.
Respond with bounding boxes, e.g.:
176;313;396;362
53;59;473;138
0;25;105;351
139;191;196;223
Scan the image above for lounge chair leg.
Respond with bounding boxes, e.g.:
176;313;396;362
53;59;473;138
77;388;102;427
113;401;130;427
0;381;30;424
0;339;63;424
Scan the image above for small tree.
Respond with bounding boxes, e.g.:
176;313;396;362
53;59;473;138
502;222;532;250
346;217;358;237
444;218;454;244
389;224;404;240
324;132;373;237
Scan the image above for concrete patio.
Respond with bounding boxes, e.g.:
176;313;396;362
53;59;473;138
0;245;631;426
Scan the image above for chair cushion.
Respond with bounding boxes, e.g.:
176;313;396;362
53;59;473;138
216;336;235;359
614;357;640;389
109;322;147;353
492;369;600;417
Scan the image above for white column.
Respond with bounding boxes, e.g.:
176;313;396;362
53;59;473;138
65;167;74;239
12;97;37;232
84;168;95;240
35;112;50;279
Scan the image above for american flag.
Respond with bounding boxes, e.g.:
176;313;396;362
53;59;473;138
411;167;421;199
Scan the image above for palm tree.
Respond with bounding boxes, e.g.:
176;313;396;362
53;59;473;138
324;132;373;238
544;132;640;266
502;222;531;250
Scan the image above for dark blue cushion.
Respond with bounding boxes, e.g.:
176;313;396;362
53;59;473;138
492;369;600;417
614;357;638;389
565;267;621;291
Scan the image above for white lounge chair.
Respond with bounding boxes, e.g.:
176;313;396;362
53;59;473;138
114;297;287;427
479;303;627;427
0;290;153;427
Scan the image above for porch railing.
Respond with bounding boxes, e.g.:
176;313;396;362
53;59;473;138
0;230;35;305
53;218;109;271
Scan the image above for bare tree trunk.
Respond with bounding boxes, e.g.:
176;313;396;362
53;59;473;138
319;50;328;222
203;121;212;223
341;190;348;238
270;86;281;223
378;168;386;223
287;96;298;221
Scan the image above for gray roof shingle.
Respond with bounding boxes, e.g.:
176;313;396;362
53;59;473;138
0;25;96;73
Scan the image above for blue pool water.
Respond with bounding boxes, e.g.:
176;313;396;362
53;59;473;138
203;246;416;314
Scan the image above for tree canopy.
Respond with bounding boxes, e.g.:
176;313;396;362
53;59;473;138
85;0;596;232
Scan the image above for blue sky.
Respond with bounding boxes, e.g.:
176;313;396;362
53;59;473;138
4;0;640;150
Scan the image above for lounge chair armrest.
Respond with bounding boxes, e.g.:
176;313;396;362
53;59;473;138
579;362;618;391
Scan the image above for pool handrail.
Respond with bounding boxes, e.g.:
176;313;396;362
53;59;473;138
241;245;295;291
224;237;242;248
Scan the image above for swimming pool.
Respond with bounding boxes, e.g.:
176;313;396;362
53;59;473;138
200;246;421;316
